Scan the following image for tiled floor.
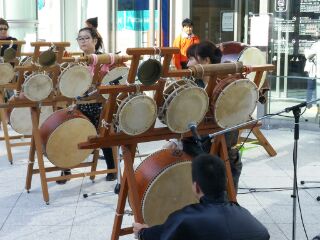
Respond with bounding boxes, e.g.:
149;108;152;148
0;122;319;240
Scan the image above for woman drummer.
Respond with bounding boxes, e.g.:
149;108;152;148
57;27;116;184
163;41;242;192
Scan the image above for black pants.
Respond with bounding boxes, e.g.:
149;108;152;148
182;131;242;191
77;103;115;169
181;61;188;69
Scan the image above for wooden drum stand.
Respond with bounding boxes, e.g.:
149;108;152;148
0;41;132;204
0;40;30;164
77;47;276;239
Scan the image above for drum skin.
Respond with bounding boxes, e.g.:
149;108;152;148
210;75;258;128
220;41;267;89
0;63;15;85
40;108;97;168
7;94;53;135
134;149;197;226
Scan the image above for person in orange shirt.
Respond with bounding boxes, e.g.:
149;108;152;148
172;18;200;69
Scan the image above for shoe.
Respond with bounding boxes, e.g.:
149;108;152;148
56;170;71;184
106;173;117;181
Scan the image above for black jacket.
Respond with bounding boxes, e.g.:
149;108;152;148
139;195;270;240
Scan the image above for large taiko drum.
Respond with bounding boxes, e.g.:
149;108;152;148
134;149;197;226
114;93;157;136
0;63;15;85
58;63;92;98
40;108;97;168
158;79;209;133
7;95;53;135
211;74;258;128
220;41;267;89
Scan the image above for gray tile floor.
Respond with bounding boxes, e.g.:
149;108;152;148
0;121;319;240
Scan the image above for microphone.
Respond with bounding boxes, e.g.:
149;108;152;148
109;76;123;85
188;122;202;143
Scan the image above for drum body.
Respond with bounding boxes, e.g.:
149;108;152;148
220;41;266;89
40;108;97;168
23;72;53;101
211;75;258;128
7;96;53;135
0;63;15;85
115;93;157;136
134;149;196;226
59;64;92;98
159;79;209;133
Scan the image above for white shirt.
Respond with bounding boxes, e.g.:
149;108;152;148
304;41;320;78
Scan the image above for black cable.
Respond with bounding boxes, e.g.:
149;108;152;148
237;186;320;194
296;181;309;240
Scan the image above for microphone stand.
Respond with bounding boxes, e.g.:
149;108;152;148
209;99;319;240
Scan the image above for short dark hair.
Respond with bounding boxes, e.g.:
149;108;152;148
192;40;222;64
192;154;226;198
0;18;9;28
186;43;199;59
182;18;193;27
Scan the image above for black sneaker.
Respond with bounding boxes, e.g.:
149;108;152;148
56;170;71;184
106;173;117;181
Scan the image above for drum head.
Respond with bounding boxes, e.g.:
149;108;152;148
0;63;15;85
39;50;56;67
45;117;97;168
214;78;258;128
3;48;17;62
137;59;162;86
23;74;53;101
238;47;266;89
165;87;209;133
59;65;92;98
118;95;157;135
9;106;53;135
101;66;129;99
142;161;198;226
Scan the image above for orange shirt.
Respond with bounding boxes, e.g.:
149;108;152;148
172;33;200;69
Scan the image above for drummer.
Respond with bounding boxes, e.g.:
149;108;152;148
163;40;242;192
57;27;116;184
133;154;270;240
0;18;17;57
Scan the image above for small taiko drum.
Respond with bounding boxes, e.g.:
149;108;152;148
7;95;53;135
58;63;92;98
114;93;157;136
22;72;53;101
158;79;209;133
211;74;258;128
220;41;266;89
100;66;129;99
134;149;197;226
0;63;15;85
40;108;97;168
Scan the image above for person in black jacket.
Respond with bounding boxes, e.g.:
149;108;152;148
133;154;270;240
0;18;17;56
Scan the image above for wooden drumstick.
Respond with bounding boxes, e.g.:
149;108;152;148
86;54;133;64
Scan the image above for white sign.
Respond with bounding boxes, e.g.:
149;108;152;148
250;15;270;46
222;12;234;32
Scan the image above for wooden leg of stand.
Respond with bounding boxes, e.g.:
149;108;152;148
111;171;129;240
111;144;141;240
210;135;237;202
0;107;13;163
252;127;277;157
89;149;99;181
31;107;50;204
25;136;36;192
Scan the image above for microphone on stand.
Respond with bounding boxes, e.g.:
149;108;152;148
188;123;203;149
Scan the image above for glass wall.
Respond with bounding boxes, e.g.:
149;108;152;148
267;0;320;122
